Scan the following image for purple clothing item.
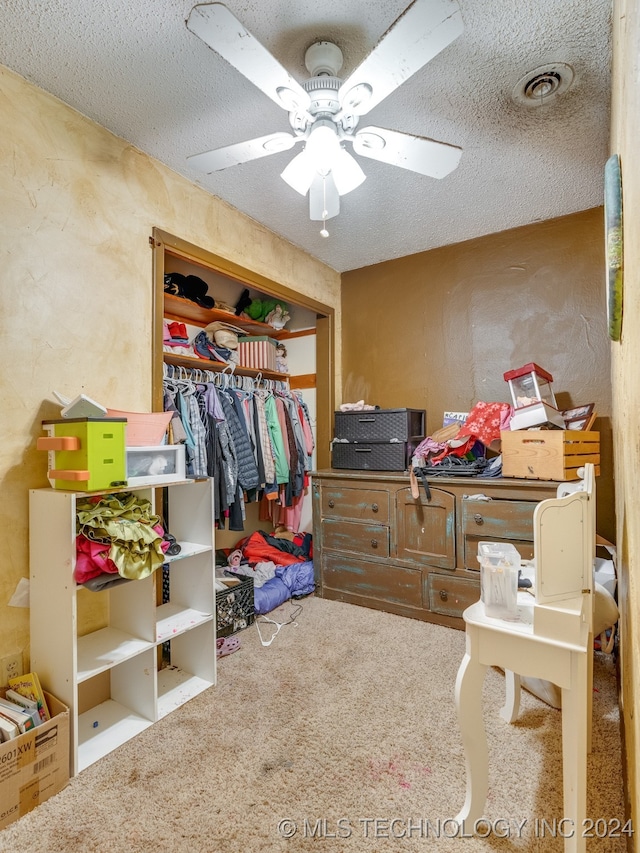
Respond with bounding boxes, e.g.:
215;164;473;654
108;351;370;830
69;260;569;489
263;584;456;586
253;560;315;615
412;436;446;465
203;383;225;422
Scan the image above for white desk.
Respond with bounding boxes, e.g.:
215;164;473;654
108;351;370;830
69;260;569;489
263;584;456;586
454;598;590;853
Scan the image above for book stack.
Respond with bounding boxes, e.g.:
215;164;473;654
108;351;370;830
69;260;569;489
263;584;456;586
0;672;51;741
237;335;277;371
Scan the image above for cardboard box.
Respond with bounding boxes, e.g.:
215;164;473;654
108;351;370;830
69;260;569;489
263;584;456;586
501;430;600;481
0;692;69;829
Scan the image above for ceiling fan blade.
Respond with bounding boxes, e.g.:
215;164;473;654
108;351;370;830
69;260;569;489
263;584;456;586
339;0;463;116
330;149;367;196
186;3;311;113
309;174;340;221
188;132;299;173
353;125;461;178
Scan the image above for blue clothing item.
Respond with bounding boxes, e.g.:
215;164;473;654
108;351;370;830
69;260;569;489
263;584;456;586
253;561;315;615
176;389;196;475
219;391;259;491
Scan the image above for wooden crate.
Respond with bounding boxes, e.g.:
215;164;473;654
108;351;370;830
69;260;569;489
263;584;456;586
501;430;600;481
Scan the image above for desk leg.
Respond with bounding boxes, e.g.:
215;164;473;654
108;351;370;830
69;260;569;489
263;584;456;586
501;670;521;723
560;650;588;853
587;633;593;753
454;630;488;829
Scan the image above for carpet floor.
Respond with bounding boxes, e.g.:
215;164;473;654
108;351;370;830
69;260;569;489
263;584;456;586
0;595;627;852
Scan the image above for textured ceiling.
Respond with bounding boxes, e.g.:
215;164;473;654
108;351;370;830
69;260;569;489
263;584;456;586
0;0;612;273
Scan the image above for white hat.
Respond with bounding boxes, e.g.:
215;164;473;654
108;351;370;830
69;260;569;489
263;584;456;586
204;320;244;350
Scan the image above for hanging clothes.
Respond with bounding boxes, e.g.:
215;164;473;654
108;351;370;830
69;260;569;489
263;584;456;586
161;365;315;533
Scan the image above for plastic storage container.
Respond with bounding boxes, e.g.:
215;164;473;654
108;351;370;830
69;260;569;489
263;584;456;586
477;541;521;619
333;408;425;442
38;418;127;491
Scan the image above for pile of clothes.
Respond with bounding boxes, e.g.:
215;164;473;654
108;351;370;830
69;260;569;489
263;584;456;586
411;401;513;491
75;492;173;589
220;529;314;615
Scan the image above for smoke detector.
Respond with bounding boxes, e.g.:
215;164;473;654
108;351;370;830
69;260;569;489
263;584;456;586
512;62;575;107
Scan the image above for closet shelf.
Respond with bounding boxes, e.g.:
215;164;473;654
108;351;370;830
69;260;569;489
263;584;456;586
163;352;289;382
164;294;288;338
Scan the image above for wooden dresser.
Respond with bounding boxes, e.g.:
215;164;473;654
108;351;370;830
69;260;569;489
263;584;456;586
311;469;560;629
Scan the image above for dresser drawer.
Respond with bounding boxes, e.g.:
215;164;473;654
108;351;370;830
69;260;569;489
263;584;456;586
321;486;390;524
462;498;537;568
321;518;390;558
461;498;537;539
323;552;423;608
334;408;425;442
428;573;480;619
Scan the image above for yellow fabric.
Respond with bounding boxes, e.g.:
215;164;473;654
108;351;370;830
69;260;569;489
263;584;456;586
76;492;165;580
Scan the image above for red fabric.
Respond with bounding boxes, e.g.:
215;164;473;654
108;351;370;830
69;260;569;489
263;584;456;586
430;435;477;464
457;401;513;446
293;532;313;559
75;534;119;583
75;524;168;584
237;530;305;566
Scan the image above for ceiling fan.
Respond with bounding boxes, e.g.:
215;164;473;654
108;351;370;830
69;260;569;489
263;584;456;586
185;0;463;233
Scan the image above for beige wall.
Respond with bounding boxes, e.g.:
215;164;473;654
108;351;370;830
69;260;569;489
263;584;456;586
611;0;640;829
342;208;615;541
0;65;340;667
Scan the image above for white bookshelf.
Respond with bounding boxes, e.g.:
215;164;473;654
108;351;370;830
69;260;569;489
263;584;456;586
29;478;216;776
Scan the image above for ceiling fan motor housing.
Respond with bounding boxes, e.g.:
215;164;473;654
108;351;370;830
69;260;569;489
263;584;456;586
288;74;359;136
304;41;344;77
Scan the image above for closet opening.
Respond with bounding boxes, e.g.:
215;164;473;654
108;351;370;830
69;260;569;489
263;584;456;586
150;227;334;546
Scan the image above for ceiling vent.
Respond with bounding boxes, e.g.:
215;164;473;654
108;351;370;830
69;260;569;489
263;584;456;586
512;62;575;107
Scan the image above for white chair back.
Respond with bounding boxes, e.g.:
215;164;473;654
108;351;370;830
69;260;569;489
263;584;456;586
534;463;596;606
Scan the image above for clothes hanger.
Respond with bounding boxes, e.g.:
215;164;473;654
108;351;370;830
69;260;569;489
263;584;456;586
255;603;302;646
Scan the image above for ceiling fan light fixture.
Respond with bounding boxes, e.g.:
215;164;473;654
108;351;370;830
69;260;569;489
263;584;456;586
280;151;315;195
331;149;367;195
305;120;341;176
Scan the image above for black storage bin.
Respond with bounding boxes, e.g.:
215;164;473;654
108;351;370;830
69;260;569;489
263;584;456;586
334;408;425;443
216;574;255;637
331;438;422;471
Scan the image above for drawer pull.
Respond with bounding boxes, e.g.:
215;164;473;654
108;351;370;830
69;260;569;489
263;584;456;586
354;447;372;453
371;503;379;513
370;539;378;549
439;589;448;601
328;499;335;508
474;513;484;525
358;417;376;422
